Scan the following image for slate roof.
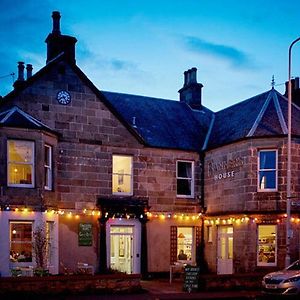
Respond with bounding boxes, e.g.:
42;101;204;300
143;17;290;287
102;91;213;151
0;106;57;134
207;88;300;149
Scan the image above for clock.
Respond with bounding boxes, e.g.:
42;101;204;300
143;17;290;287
56;90;71;105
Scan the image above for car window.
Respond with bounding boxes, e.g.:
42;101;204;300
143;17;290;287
287;261;300;270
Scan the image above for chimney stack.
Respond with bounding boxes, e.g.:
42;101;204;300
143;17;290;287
26;64;33;79
284;77;300;107
17;62;25;81
45;11;77;64
52;11;61;35
178;67;203;110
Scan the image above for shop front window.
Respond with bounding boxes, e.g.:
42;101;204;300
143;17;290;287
10;222;33;262
112;155;133;195
176;161;194;197
258;150;277;191
7;140;34;188
177;227;193;262
257;224;277;266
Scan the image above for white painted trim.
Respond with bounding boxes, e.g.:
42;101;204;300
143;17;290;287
202;113;215;150
273;92;288;134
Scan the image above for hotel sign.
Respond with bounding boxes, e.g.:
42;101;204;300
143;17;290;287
208;156;245;181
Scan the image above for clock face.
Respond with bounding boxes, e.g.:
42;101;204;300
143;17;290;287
56;90;71;105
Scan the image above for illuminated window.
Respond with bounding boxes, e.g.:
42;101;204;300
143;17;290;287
257;225;277;266
176;161;194;197
207;226;213;243
7;140;34;188
258;150;277;191
10;222;33;263
177;227;194;262
112;155;133;195
44;145;52;190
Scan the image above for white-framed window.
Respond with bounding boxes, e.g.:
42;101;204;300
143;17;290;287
7;140;34;188
258;149;277;191
176;160;194;197
112;155;133;195
257;224;277;267
44;145;52;190
10;222;33;263
177;227;194;262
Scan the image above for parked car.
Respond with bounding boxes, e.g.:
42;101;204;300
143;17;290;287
262;260;300;296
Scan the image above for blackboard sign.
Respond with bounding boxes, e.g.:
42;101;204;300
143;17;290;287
183;266;200;292
78;223;93;246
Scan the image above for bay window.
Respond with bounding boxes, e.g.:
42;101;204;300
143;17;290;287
112;155;133;195
176;160;194;197
44;144;52;190
258;149;277;191
7;140;34;188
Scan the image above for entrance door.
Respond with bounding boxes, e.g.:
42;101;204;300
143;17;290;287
110;226;133;274
217;226;233;274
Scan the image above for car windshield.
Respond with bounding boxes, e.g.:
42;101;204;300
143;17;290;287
287;260;300;271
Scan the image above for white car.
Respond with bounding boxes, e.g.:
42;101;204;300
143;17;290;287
262;260;300;296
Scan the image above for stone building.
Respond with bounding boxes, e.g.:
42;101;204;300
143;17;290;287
0;11;300;277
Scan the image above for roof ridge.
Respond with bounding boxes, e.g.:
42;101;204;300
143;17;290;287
273;91;288;134
202;113;215;151
246;90;273;137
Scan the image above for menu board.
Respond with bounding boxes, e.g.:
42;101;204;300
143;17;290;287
78;223;93;246
183;266;200;292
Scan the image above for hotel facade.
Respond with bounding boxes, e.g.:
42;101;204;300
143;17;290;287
0;12;299;277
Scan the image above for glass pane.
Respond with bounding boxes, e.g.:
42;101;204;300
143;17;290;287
8;163;32;185
8;140;33;163
110;226;133;234
228;237;233;259
259;171;276;189
177;227;193;261
258;225;276;264
113;156;132;174
112;174;132;193
177;179;191;195
10;223;32;262
45;146;50;166
259;151;276;169
220;237;226;259
177;162;191;178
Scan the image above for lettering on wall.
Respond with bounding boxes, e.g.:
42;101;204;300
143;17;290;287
208;156;245;181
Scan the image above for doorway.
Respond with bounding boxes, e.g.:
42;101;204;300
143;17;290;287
217;226;233;274
106;219;141;274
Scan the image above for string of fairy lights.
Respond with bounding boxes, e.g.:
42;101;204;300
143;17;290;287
1;205;300;224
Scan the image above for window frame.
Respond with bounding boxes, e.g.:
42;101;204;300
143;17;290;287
257;149;278;192
177;226;195;263
7;139;35;188
176;160;194;198
10;221;33;264
44;144;53;190
112;155;133;196
257;224;277;267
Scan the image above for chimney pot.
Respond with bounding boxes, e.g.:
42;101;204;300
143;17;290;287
52;11;61;35
190;67;197;84
17;61;25;81
26;64;33;79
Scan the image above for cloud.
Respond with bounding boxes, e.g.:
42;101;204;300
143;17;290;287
184;36;257;70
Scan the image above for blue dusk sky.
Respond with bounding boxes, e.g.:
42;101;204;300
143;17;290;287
0;0;300;111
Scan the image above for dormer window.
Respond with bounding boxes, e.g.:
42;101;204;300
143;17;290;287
7;140;34;188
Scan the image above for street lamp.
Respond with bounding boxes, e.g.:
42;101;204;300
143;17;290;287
286;37;300;268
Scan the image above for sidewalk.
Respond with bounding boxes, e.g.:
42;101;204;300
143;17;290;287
141;278;262;299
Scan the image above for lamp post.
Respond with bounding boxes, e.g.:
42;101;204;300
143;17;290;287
286;37;300;268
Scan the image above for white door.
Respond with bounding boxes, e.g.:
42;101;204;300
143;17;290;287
217;226;233;274
110;226;133;274
106;219;141;274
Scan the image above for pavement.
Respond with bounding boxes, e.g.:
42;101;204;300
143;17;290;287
141;278;262;299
